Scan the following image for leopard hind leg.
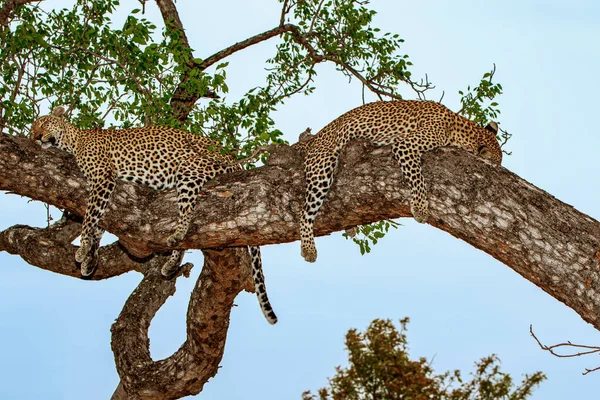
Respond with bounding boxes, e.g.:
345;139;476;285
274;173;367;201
79;226;105;278
162;161;213;276
300;149;340;262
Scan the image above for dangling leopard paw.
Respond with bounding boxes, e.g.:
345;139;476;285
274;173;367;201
301;243;318;263
410;198;430;224
80;253;98;278
75;240;91;263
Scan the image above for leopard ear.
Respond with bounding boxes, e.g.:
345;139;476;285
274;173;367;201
484;121;498;134
51;106;66;118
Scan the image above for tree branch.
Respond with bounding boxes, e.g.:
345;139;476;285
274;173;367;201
530;325;600;375
111;247;252;399
154;0;190;50
154;0;219;122
3;131;600;332
0;0;40;30
0;211;171;280
199;24;295;71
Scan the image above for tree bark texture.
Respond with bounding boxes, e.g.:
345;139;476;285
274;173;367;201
110;248;252;399
2;131;600;334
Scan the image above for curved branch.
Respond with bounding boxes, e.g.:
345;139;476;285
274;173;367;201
200;24;295;71
111;247;252;399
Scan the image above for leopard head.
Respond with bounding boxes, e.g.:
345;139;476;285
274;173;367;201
476;121;503;165
30;106;72;150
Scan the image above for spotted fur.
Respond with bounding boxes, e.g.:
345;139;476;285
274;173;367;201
292;100;502;263
30;106;277;324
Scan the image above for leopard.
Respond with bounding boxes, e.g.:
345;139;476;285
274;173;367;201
291;100;503;263
30;106;278;324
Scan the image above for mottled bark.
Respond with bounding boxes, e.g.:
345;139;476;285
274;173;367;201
110;248;252;399
0;212;152;279
154;0;219;121
3;131;600;335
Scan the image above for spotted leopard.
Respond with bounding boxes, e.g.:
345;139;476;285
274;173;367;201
30;106;277;324
292;100;502;262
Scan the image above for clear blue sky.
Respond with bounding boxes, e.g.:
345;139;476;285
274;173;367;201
1;0;600;399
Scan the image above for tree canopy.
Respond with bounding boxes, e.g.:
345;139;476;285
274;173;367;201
302;319;545;400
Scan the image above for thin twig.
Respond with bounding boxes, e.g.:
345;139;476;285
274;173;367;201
279;0;289;27
308;0;326;34
530;325;600;375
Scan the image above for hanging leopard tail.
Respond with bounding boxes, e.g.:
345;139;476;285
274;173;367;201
248;246;278;325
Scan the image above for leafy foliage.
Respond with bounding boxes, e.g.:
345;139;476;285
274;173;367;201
343;220;400;255
270;0;430;101
302;319;546;400
458;64;512;152
0;0;282;156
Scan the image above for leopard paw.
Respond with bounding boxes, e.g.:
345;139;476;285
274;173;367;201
161;260;179;277
410;199;429;224
80;254;98;278
75;241;91;263
167;231;185;247
301;245;318;263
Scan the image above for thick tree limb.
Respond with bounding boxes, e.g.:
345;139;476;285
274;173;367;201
154;0;219;121
2;132;600;332
111;247;252;399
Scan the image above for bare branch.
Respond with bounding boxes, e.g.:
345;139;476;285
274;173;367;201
199;24;296;71
530;325;600;375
